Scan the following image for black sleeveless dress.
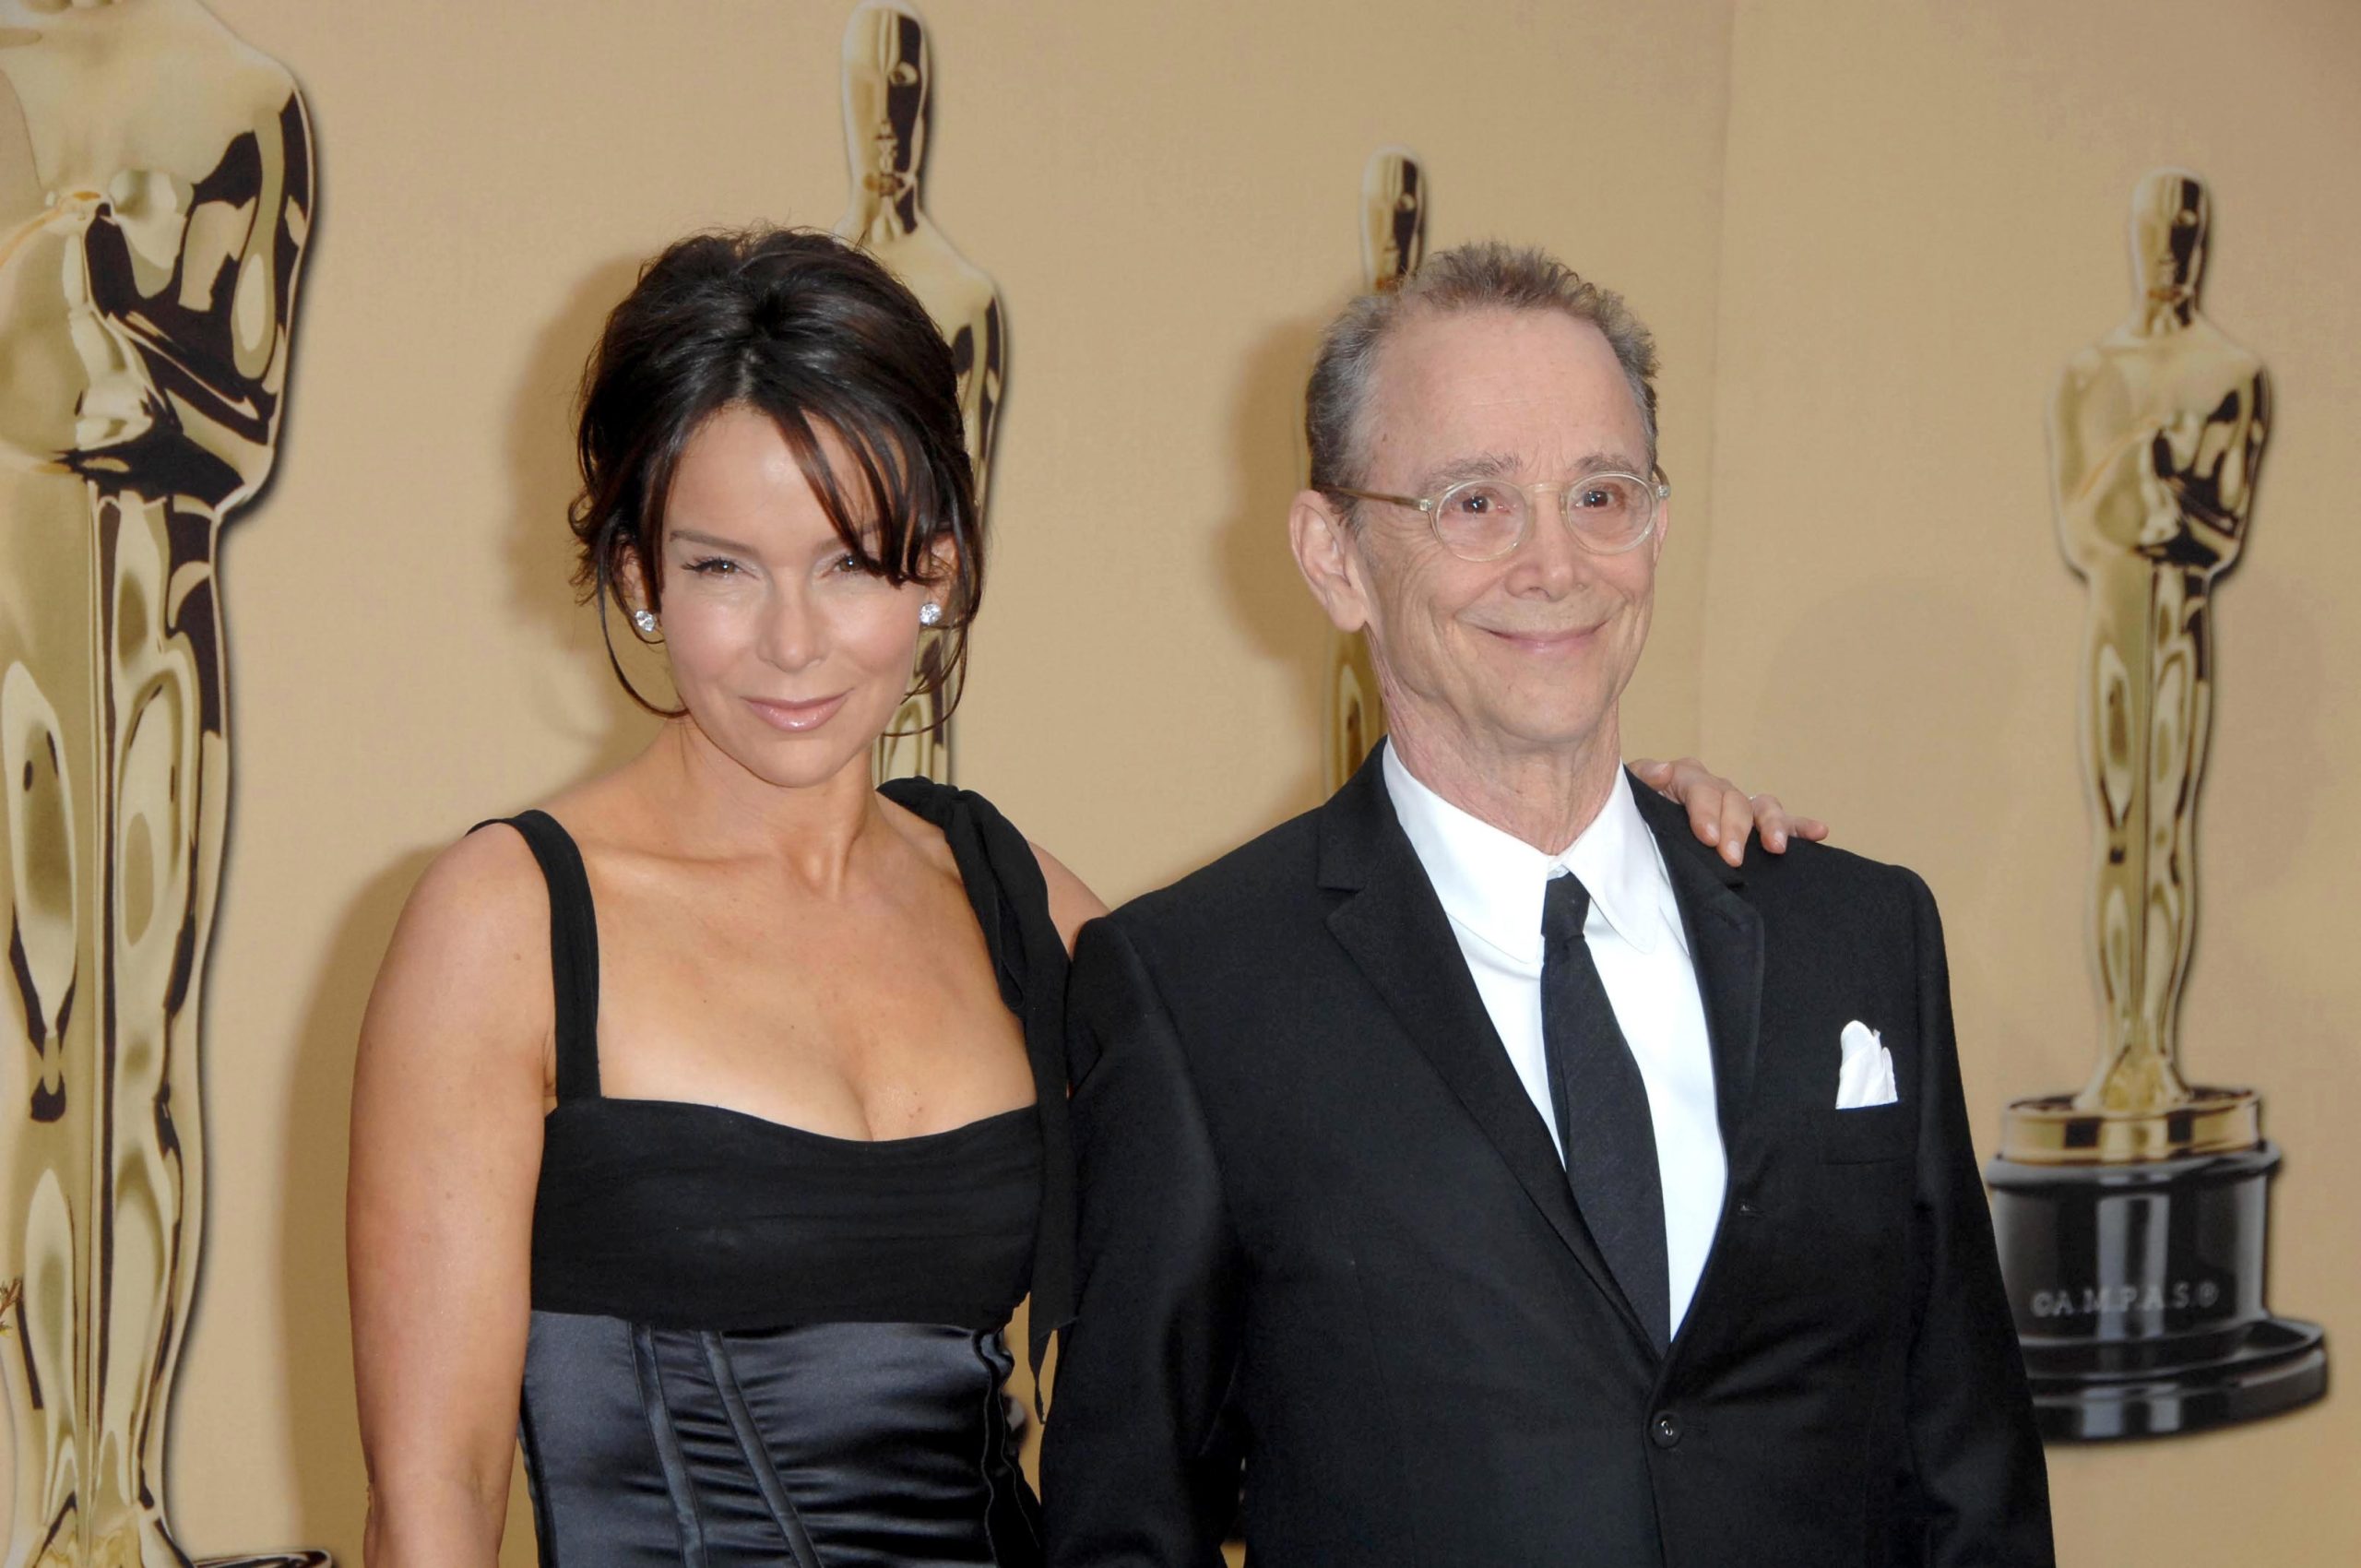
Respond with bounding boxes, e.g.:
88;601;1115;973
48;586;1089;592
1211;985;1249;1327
481;779;1074;1568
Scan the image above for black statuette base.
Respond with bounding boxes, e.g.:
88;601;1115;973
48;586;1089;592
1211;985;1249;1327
1986;1141;2327;1442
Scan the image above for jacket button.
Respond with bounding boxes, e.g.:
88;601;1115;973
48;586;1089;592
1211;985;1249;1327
1651;1411;1683;1449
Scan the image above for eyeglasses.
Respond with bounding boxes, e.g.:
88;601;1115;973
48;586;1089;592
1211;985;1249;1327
1330;469;1668;562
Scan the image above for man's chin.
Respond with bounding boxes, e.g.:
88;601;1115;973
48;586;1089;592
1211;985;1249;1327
1487;683;1616;738
1462;705;1619;763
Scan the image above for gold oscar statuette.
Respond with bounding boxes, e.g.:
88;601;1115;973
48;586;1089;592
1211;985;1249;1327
834;0;1004;788
0;2;325;1562
1984;169;2325;1441
1323;147;1425;793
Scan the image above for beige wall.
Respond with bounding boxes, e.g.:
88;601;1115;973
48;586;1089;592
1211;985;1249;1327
4;0;2355;1562
1702;2;2361;1562
3;0;1737;1560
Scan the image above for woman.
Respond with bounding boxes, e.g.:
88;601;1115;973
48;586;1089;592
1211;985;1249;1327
347;228;1819;1566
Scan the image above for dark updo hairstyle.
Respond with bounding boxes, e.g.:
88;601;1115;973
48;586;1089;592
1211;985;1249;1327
569;227;981;719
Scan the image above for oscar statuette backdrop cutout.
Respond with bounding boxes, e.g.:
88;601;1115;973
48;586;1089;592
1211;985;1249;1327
1985;169;2327;1442
1322;148;1425;793
0;0;324;1562
835;0;1004;788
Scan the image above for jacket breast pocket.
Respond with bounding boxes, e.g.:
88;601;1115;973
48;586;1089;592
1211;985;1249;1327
1818;1101;1916;1165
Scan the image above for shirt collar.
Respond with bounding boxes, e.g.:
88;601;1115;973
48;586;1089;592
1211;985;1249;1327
1382;742;1682;967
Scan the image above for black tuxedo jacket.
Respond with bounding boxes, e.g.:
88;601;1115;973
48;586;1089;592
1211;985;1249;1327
1041;754;2051;1567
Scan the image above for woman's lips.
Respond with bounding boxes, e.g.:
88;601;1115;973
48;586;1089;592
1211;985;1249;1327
744;692;850;733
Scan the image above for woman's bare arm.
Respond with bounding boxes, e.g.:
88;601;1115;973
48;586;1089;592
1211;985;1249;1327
349;826;553;1568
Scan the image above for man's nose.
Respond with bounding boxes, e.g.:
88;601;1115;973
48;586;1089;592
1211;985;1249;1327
1507;493;1589;596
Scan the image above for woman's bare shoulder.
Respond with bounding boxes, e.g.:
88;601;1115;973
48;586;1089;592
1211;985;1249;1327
1026;840;1107;956
406;818;549;938
363;820;555;1063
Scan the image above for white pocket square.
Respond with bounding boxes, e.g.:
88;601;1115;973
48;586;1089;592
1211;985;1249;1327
1835;1020;1899;1110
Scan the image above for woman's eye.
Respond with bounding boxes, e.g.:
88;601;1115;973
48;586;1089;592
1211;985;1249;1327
829;553;868;575
688;557;739;576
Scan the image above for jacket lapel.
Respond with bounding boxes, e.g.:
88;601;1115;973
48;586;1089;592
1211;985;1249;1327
1629;778;1764;1158
1318;751;1646;1345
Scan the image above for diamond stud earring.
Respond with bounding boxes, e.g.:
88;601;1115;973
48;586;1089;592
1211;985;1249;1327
918;600;943;627
631;609;658;636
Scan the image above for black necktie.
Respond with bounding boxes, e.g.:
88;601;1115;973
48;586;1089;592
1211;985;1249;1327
1540;873;1670;1353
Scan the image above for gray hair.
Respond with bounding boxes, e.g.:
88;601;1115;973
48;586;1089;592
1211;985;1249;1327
1304;240;1661;504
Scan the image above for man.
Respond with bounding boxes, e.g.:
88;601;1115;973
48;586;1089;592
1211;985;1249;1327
1041;244;2052;1566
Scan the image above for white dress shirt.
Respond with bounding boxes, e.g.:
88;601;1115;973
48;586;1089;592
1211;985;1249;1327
1383;744;1727;1336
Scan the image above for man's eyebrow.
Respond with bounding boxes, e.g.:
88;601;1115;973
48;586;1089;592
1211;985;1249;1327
1410;451;1522;494
1566;449;1650;476
1408;449;1650;494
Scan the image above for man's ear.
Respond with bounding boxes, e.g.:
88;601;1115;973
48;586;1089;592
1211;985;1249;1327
1289;489;1371;635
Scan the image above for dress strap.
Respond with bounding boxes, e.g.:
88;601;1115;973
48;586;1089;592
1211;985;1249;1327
471;809;602;1102
876;777;1075;1395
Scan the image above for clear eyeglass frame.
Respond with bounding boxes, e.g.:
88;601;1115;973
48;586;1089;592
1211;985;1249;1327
1330;468;1670;562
